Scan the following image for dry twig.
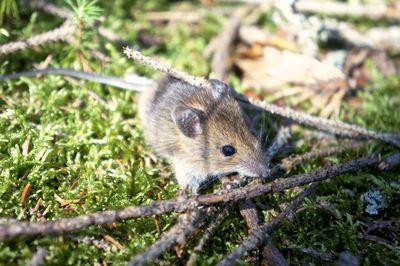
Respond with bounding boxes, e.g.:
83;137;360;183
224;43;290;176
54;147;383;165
218;182;321;266
123;47;213;90
0;20;75;56
245;99;400;148
127;209;209;266
279;142;364;171
295;0;400;21
186;208;229;266
209;6;254;81
28;247;48;266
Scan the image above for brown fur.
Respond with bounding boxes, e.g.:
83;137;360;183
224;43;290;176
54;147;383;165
139;76;268;192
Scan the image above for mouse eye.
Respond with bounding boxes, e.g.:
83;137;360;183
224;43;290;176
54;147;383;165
221;145;236;157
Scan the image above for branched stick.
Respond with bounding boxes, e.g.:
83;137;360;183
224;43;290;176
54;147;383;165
0;20;75;56
295;0;400;21
218;182;321;266
127;209;208;266
0;154;381;240
123;47;213;90
245;98;400;148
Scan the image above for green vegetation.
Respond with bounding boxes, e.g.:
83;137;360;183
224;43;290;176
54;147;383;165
0;1;399;265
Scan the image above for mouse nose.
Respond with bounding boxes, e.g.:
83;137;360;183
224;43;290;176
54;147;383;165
244;161;270;178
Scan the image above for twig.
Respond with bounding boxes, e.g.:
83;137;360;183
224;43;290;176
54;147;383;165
127;209;208;266
279;142;364;171
265;127;291;162
186;208;229;266
359;234;400;257
0;154;381;240
0;20;75;56
285;242;336;262
238;199;289;265
209;6;254;81
30;0;72;19
243;98;400;148
239;200;262;233
378;151;400;171
320;20;400;51
31;0;131;46
123;47;213;90
28;247;48;266
261;242;289;266
218;182;321;266
144;11;203;23
295;0;400;21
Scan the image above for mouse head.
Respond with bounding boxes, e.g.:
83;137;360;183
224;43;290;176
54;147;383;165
171;79;270;179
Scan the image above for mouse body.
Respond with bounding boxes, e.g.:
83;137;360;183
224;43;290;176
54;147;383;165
139;76;269;192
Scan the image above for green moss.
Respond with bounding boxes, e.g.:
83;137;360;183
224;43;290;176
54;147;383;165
0;0;399;265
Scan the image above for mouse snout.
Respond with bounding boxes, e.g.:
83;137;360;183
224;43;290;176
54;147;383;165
242;160;270;178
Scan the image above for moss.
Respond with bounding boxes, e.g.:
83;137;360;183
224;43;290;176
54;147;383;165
0;1;399;265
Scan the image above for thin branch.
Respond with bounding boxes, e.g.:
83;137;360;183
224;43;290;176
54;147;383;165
285;242;336;262
261;242;289;266
242;98;400;148
0;20;75;56
186;207;229;266
127;209;209;266
359;234;400;257
295;0;400;21
0;154;380;240
279;142;364;171
31;0;72;19
209;6;254;81
265;127;291;162
31;0;131;46
239;200;262;233
123;47;213;90
218;182;321;266
378;151;400;171
238;199;289;266
28;247;48;266
320;19;400;51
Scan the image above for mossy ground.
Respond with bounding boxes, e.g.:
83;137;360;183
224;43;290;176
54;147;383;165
0;1;399;265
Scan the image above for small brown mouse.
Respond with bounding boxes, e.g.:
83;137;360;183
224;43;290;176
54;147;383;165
139;76;269;192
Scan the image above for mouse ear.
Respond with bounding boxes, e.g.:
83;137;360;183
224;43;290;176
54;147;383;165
172;106;205;138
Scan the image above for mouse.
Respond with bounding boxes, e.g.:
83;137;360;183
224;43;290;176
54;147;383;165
139;75;270;192
0;68;270;192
